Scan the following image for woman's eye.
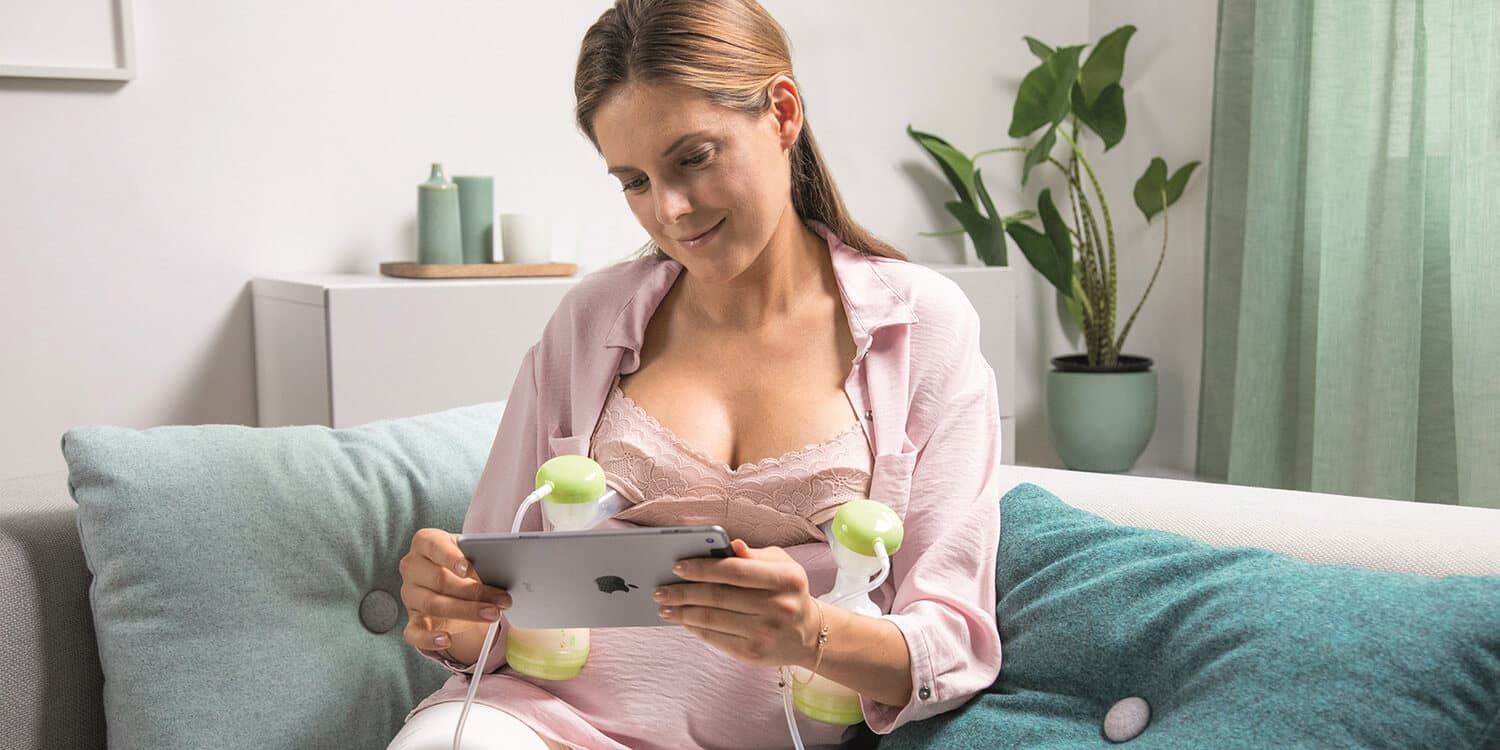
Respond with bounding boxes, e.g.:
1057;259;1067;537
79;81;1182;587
619;148;709;193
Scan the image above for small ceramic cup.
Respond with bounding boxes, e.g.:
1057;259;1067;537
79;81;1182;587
500;213;552;264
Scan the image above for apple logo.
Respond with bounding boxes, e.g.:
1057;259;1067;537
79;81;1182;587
594;575;639;595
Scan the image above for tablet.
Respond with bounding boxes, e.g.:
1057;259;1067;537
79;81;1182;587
456;525;733;629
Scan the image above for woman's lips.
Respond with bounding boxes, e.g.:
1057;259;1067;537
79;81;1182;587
678;219;724;249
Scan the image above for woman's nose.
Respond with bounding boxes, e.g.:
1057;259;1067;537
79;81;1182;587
652;184;692;227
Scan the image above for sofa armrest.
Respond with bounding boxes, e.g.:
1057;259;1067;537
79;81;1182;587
1;472;105;750
999;465;1500;577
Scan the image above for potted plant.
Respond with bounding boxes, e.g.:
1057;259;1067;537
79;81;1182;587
910;25;1199;472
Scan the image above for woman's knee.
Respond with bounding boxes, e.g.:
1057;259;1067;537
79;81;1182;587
387;702;556;750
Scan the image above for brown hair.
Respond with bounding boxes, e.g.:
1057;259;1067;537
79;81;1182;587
574;0;905;260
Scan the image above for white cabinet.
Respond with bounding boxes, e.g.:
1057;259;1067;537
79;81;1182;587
250;266;1015;462
251;274;576;428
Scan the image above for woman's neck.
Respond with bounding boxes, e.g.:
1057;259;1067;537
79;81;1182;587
677;215;833;331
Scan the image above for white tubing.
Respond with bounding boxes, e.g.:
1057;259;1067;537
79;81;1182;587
452;618;503;750
452;483;554;750
510;483;555;535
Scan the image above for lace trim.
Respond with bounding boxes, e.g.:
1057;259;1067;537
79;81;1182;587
610;386;864;474
590;386;873;547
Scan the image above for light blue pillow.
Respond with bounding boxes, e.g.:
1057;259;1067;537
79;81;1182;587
62;403;502;750
883;483;1500;749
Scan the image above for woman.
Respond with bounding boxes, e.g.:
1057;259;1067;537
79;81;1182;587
390;1;1002;748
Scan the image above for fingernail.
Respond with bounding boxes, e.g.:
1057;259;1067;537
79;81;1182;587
480;606;500;621
491;594;512;608
658;606;673;618
454;560;468;576
433;633;450;648
672;563;685;574
651;589;666;602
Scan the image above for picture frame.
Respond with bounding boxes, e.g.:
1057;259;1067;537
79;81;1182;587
0;0;135;82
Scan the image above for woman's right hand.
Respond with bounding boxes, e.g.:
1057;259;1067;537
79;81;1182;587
399;527;512;652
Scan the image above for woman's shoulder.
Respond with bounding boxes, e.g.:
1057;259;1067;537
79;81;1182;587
531;252;673;355
540;254;659;324
559;253;667;313
860;254;982;340
851;253;991;409
822;224;979;335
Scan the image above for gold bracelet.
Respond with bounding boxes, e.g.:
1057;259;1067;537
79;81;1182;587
792;600;829;687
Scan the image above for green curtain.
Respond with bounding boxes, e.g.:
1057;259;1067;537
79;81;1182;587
1199;0;1500;508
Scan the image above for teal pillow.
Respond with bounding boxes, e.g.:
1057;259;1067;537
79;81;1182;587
62;403;502;750
883;483;1500;749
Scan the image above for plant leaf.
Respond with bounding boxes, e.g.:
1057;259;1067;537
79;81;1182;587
1133;157;1169;221
1134;158;1200;221
1005;190;1075;295
1005;222;1065;293
1037;188;1075;294
1079;25;1136;108
908;125;976;206
945;200;1007;266
1164;161;1201;207
1071;82;1126;150
1024;36;1054;60
1008;45;1085;138
972;169;1009;265
1021;125;1057;186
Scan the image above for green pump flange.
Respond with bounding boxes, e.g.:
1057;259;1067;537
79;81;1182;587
831;498;904;557
534;454;607;504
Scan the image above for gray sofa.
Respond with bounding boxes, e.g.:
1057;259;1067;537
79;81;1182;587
4;464;1498;749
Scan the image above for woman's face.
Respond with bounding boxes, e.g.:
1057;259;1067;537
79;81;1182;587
592;81;802;284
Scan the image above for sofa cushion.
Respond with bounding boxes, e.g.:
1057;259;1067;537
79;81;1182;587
882;483;1500;749
62;403;502;750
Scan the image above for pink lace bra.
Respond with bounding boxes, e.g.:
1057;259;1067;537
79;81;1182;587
590;386;874;548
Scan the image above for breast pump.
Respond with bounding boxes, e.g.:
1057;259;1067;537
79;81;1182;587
778;498;904;750
453;454;620;750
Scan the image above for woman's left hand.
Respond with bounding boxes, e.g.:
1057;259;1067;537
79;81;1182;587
654;539;820;668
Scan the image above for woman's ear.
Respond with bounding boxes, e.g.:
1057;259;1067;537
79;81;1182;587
766;75;804;151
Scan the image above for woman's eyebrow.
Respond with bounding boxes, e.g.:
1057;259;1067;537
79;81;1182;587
607;130;714;174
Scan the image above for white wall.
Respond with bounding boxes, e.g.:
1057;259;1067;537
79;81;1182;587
1;0;1215;483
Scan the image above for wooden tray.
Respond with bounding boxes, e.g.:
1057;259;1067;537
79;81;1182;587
380;261;577;279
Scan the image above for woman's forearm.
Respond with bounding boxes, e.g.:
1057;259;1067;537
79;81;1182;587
804;605;913;708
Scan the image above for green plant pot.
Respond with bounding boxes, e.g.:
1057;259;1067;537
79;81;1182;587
1046;354;1157;473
